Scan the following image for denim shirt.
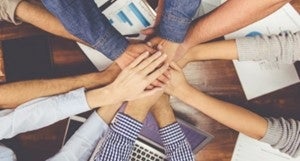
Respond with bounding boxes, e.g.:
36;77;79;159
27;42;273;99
158;0;201;43
42;0;129;60
41;0;200;59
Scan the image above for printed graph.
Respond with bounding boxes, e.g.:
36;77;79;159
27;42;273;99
109;2;151;28
102;0;155;37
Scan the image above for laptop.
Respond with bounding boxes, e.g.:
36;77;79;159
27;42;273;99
128;113;213;161
63;111;213;161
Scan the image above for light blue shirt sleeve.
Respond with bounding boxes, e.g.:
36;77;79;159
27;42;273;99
0;88;90;140
47;112;109;161
0;143;16;161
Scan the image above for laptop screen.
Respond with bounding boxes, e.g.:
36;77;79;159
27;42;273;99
140;113;213;153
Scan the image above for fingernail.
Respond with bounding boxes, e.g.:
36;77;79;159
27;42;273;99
147;42;152;47
156;51;162;56
158;44;163;50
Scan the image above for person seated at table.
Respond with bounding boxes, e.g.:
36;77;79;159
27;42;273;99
93;94;194;161
164;31;300;158
0;52;168;160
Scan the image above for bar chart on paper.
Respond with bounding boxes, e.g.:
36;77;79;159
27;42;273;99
110;2;150;29
95;0;155;37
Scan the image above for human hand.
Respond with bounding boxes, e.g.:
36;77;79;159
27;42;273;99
109;51;169;102
147;37;188;62
164;62;190;96
148;37;180;62
140;0;164;38
145;37;181;89
115;43;156;69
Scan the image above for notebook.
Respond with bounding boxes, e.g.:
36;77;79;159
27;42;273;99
231;133;300;161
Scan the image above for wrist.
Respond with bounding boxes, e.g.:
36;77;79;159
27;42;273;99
105;84;124;104
124;101;150;123
174;83;193;100
86;87;115;108
105;62;121;82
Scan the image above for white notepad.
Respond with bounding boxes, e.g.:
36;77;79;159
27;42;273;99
224;4;300;100
232;133;300;161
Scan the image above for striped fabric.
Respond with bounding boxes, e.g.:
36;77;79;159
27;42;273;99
159;123;195;161
94;113;142;161
94;113;194;161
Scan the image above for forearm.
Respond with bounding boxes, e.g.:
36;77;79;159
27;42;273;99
175;85;268;140
0;63;120;108
15;1;83;43
178;39;237;67
152;95;194;160
183;0;290;48
151;95;177;128
0;88;90;140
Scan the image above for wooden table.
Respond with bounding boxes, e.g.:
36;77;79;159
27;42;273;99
0;43;5;83
0;1;300;161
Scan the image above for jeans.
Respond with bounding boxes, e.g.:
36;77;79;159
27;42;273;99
42;0;129;60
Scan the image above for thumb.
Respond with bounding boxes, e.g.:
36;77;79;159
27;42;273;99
170;62;182;71
141;28;155;35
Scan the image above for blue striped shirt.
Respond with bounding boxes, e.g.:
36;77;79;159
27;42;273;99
94;113;194;161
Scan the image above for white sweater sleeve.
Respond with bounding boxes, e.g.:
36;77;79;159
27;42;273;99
260;117;300;158
0;88;90;140
236;31;300;63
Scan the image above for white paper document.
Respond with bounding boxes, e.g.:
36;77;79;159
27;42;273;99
225;4;300;100
231;133;300;161
79;0;156;71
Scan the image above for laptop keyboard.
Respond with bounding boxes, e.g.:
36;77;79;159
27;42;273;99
129;140;165;161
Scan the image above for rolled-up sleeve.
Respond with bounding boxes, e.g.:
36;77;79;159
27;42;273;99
158;0;200;43
0;0;22;25
94;113;143;161
159;122;194;161
236;31;300;63
0;88;90;140
260;117;300;157
41;0;128;60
